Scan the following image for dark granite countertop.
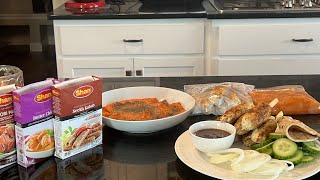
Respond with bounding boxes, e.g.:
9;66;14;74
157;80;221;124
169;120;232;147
49;0;207;20
48;0;320;20
203;0;320;19
2;75;320;180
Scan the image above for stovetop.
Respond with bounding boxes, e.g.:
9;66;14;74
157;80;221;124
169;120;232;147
209;0;320;13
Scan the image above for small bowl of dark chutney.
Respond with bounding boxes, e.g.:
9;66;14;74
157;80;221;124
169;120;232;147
189;121;236;153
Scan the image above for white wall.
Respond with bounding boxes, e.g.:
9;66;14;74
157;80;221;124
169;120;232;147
53;0;68;9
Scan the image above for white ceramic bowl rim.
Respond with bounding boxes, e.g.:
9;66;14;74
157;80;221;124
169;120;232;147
102;86;195;123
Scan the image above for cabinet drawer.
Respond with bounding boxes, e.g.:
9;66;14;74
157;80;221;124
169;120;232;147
58;23;204;55
218;24;320;56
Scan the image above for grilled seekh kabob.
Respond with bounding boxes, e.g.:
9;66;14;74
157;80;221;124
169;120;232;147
218;98;279;146
218;102;255;124
234;98;278;135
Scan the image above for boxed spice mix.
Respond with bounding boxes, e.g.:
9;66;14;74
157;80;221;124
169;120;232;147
0;84;17;169
52;76;102;159
14;79;56;167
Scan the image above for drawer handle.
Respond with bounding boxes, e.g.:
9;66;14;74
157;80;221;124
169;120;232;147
136;70;143;76
123;39;143;43
292;38;314;42
125;70;132;76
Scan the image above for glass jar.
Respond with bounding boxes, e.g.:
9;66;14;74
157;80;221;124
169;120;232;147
0;65;24;87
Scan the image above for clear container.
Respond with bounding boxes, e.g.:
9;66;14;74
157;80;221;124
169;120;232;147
0;65;24;87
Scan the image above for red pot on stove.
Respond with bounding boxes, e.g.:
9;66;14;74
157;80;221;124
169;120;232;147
65;0;106;9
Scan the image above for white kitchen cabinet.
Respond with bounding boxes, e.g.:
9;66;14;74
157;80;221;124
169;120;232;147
61;56;204;78
59;23;204;55
209;18;320;76
62;58;133;78
53;19;205;78
134;57;204;77
214;57;320;76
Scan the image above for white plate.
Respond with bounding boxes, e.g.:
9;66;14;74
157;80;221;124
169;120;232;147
102;86;195;133
175;130;320;180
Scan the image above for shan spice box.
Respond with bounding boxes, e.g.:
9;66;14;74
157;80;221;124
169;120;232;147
0;84;17;169
52;76;102;159
13;79;55;167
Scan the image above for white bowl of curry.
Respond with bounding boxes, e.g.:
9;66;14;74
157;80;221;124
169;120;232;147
24;129;55;159
102;86;195;133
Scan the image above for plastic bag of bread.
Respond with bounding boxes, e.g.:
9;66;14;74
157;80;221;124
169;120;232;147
249;85;320;115
184;82;254;115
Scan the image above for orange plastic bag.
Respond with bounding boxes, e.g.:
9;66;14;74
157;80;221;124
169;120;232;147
249;85;320;115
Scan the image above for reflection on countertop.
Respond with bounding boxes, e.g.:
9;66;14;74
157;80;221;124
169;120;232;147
1;146;104;180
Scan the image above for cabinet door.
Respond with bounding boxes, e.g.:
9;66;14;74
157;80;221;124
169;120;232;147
62;58;133;78
133;57;204;77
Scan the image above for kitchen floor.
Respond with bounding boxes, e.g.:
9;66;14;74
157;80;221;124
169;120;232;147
0;45;57;85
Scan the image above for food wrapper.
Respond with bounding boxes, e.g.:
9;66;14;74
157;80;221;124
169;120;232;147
184;82;254;115
249;85;320;115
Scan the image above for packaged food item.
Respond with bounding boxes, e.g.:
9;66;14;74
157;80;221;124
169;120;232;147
13;79;56;167
0;84;17;169
18;158;56;180
249;85;320;115
0;65;24;87
56;145;103;180
52;76;102;159
184;82;254;115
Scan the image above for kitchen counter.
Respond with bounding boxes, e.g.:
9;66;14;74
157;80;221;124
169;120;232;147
2;75;320;179
204;0;320;19
48;0;207;20
48;0;320;20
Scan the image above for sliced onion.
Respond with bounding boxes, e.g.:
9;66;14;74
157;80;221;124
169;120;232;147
205;148;295;178
249;159;286;175
208;153;239;164
282;160;294;171
231;151;271;173
206;148;245;165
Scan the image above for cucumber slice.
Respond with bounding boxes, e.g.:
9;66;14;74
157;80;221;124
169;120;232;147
256;141;274;154
251;139;274;150
286;150;304;165
301;155;314;164
269;133;286;139
272;138;298;160
302;141;320;155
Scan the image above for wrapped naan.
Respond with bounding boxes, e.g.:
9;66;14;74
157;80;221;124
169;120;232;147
276;116;320;142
